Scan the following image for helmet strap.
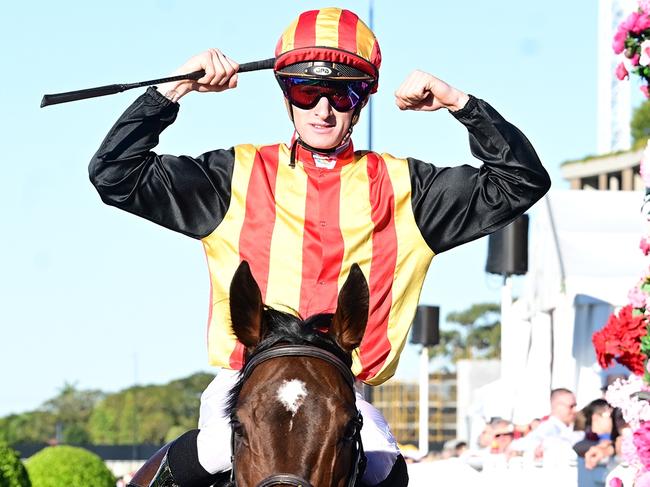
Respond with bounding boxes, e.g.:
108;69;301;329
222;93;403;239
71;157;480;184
286;101;363;169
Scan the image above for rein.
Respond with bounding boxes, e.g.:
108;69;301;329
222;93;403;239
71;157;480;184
230;344;366;487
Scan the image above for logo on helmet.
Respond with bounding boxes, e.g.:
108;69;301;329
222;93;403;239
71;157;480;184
311;66;333;76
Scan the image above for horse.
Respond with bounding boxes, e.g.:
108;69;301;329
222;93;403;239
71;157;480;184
226;260;369;487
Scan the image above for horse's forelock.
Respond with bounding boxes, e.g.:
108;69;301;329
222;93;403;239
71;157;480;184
225;307;352;419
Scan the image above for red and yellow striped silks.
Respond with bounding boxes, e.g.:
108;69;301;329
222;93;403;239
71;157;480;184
274;7;381;90
201;144;433;385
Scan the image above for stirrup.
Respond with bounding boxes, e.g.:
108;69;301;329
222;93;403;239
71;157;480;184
147;454;179;487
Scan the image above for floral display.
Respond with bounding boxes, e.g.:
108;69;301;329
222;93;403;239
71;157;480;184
597;21;650;478
593;304;648;375
613;2;650;97
592;189;650;486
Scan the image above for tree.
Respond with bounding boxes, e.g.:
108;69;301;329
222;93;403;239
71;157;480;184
26;446;114;487
87;372;213;444
41;383;103;444
0;412;56;445
0;442;30;487
632;100;650;148
1;372;214;445
429;302;501;362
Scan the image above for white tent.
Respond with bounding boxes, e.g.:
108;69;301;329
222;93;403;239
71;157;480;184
496;189;646;423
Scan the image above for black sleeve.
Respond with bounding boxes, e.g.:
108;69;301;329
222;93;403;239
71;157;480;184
409;95;551;254
573;439;598;457
88;87;235;239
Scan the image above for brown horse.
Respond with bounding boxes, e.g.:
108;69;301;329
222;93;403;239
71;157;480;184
226;260;369;487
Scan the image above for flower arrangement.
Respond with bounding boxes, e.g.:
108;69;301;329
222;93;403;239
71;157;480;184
593;304;648;376
596;7;650;484
593;240;650;485
613;1;650;97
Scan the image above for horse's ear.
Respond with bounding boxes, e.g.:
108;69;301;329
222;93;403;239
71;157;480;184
229;261;265;348
331;264;369;352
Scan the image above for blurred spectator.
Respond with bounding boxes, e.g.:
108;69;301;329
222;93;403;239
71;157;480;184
508;388;582;461
477;422;494;450
574;408;587;432
573;399;614;460
573;399;617;487
489;419;514;454
441;439;469;459
454;441;468;457
528;418;541;432
398;443;425;464
612;407;629;457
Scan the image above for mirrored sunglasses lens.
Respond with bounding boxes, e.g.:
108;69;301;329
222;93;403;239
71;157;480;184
281;78;371;111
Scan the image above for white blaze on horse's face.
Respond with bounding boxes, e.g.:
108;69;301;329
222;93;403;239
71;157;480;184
277;379;308;420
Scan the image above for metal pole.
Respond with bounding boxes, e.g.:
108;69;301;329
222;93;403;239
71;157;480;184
419;345;429;456
362;0;376;406
500;275;514;421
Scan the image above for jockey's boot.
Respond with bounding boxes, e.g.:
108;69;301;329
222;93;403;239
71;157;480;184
364;455;408;487
209;470;232;487
126;430;232;487
139;456;230;487
146;453;178;487
127;443;172;487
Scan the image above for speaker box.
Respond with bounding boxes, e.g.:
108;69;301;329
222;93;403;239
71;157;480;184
485;214;529;276
411;305;440;346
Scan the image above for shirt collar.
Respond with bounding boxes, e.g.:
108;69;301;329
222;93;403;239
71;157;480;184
294;139;355;170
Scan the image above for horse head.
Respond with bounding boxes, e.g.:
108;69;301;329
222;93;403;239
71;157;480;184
227;261;369;487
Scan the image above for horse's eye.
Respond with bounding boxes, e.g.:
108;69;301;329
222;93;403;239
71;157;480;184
342;421;357;442
232;419;245;437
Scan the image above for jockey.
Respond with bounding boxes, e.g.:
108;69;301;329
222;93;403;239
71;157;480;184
88;7;551;487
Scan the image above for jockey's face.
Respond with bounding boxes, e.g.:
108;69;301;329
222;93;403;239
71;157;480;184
288;97;355;150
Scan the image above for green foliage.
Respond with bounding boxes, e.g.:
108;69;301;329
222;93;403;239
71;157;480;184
631;100;650;148
0;412;56;445
87;372;213;444
429;302;501;362
25;446;114;487
641;325;650;358
1;372;213;445
0;442;31;487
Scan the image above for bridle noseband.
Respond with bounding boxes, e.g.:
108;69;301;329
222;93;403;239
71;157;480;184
230;344;366;487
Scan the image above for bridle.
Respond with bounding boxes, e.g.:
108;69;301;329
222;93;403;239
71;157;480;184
230;344;366;487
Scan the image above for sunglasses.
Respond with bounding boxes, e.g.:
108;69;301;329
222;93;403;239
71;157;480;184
276;76;374;112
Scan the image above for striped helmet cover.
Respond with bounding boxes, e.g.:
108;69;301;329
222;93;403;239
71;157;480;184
274;7;382;92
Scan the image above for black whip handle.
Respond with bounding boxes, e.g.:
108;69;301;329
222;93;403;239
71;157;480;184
40;57;276;108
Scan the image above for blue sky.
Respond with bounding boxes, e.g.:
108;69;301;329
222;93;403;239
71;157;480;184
1;0;602;416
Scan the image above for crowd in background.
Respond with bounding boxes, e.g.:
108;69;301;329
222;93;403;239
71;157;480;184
403;386;629;486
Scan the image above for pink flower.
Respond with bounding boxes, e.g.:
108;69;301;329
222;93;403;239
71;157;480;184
633;53;642;66
622;430;643;467
605;377;650;429
609;477;623;487
642;237;650;256
642;0;650;14
636;13;650;33
640;40;650;66
635;422;650;468
617;62;630;80
623;12;642;33
614;28;629;54
638;472;650;487
630;285;648;308
642;85;650;98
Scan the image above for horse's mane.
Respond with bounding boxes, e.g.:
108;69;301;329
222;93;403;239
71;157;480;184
225;306;351;420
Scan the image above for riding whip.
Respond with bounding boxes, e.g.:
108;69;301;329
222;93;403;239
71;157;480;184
40;57;276;108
